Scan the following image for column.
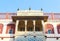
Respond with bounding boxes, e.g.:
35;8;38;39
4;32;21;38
33;20;35;31
25;20;27;32
2;23;6;34
41;20;45;34
15;20;19;33
54;24;58;35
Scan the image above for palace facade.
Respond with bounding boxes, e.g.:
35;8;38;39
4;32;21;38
0;10;60;41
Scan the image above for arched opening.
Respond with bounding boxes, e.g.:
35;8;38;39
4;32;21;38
45;24;54;34
6;24;15;34
35;20;43;31
27;20;34;31
18;20;25;31
57;24;60;34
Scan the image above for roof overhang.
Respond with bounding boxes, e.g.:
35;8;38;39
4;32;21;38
12;16;48;22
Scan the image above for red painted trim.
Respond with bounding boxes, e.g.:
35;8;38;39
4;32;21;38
0;36;15;38
0;24;3;34
47;37;60;38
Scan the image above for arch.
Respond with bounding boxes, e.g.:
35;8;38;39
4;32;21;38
6;24;15;34
35;20;43;31
0;23;3;34
45;24;54;34
18;20;25;31
57;24;60;34
27;20;34;31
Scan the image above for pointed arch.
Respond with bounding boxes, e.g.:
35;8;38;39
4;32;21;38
27;20;34;31
45;24;54;34
6;24;15;34
18;20;25;31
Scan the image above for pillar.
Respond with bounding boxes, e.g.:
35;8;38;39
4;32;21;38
15;20;19;34
33;20;35;32
25;20;27;32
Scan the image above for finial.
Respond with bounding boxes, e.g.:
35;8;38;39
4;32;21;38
17;8;19;11
41;8;43;11
29;7;31;10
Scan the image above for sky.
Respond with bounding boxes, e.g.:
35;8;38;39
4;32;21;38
0;0;60;13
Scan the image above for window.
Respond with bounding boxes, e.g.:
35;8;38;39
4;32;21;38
27;20;34;31
6;24;15;34
18;20;25;31
57;24;60;34
45;24;54;34
0;24;3;34
35;20;43;31
47;29;51;34
9;29;13;34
